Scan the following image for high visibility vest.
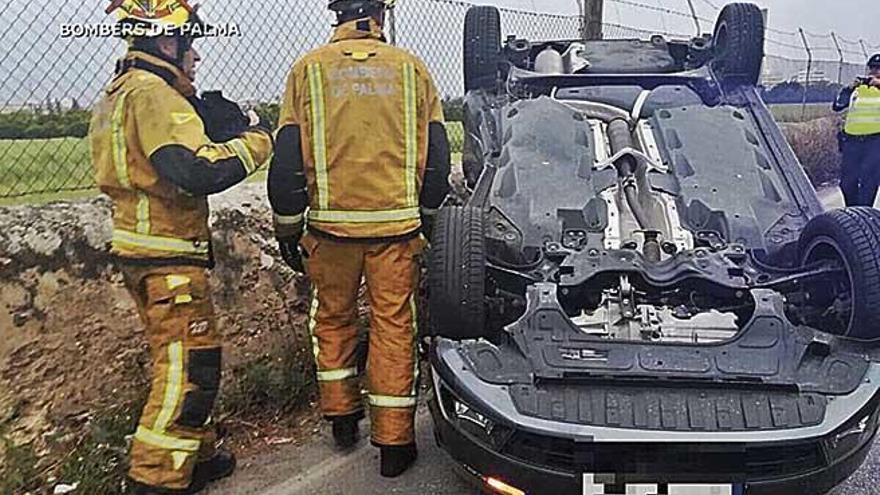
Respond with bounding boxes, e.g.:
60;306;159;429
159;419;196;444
845;85;880;136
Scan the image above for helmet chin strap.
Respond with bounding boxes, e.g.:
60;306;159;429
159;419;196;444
176;35;191;68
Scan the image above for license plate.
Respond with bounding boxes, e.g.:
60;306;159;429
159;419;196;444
582;474;745;495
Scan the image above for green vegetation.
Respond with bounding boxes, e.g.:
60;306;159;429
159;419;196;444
55;398;145;495
0;429;41;495
252;102;280;130
442;97;465;122
0;108;91;140
0;397;141;495
221;348;314;416
769;103;834;123
0;122;464;203
0;137;93;197
447;121;463;154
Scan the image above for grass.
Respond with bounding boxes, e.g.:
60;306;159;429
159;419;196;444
0;395;141;495
0;348;312;495
54;399;144;495
769;103;835;123
447;121;463;153
220;347;314;417
0;122;465;205
0;429;41;495
0;138;93;198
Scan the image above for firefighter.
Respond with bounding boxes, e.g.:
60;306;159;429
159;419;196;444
834;54;880;207
90;1;273;493
268;0;450;478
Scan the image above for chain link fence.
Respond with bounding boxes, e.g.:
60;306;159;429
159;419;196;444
1;0;878;199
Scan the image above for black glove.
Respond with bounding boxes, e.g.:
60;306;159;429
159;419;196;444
190;90;249;143
278;236;304;273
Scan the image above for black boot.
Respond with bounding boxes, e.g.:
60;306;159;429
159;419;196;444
130;482;189;495
130;450;236;494
379;443;418;478
189;449;237;490
331;412;363;449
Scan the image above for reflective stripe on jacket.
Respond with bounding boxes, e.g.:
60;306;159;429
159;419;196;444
845;85;880;136
90;51;273;261
275;18;445;239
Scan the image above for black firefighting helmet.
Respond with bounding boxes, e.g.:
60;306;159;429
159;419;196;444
328;0;395;23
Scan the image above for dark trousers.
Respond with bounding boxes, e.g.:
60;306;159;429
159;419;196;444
840;134;880;207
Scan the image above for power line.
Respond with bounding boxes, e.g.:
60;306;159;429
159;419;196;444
606;0;713;23
657;0;670;33
765;25;798;36
604;0;878;58
696;0;719;11
765;37;805;51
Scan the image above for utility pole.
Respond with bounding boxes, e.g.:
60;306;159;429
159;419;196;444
582;0;604;40
576;0;585;40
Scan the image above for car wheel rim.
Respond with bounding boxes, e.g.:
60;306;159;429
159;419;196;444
802;235;855;336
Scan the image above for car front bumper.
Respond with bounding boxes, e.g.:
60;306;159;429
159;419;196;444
429;340;880;495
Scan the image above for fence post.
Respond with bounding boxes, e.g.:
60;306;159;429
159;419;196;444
685;0;701;36
387;8;397;45
830;31;844;84
859;39;870;59
584;0;604;40
798;28;812;121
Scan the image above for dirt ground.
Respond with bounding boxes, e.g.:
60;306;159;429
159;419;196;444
0;182;315;492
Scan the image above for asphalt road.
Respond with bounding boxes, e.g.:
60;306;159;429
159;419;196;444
207;404;879;495
207;406;476;495
206;187;879;495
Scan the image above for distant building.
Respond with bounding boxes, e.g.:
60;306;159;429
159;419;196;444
792;69;830;84
1;102;42;114
0;97;85;114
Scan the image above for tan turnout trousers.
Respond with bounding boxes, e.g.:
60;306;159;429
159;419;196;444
301;232;425;446
123;264;221;490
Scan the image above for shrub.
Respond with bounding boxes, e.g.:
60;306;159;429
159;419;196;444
781;116;843;186
0;109;92;139
252;102;280;130
442;97;464;122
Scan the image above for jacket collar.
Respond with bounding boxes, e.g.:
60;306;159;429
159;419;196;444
113;50;195;97
330;17;385;43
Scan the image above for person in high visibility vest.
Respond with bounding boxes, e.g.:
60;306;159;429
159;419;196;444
267;0;451;478
833;54;880;207
90;1;273;493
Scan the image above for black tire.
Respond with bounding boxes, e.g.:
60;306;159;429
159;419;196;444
711;3;765;85
464;6;501;92
798;207;880;339
428;206;487;339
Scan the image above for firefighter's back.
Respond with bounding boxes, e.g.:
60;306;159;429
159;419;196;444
291;34;434;238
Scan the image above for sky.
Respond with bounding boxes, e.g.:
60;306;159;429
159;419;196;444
480;0;880;48
1;0;878;106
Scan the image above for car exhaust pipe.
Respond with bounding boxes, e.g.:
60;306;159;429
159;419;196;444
607;118;654;234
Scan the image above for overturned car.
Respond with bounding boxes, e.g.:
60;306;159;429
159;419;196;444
427;3;880;495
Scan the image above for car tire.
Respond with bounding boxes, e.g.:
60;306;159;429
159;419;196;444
464;6;501;92
711;2;765;86
798;207;880;339
428;206;487;340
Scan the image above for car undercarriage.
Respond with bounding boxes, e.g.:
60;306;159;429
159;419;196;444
426;3;880;495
